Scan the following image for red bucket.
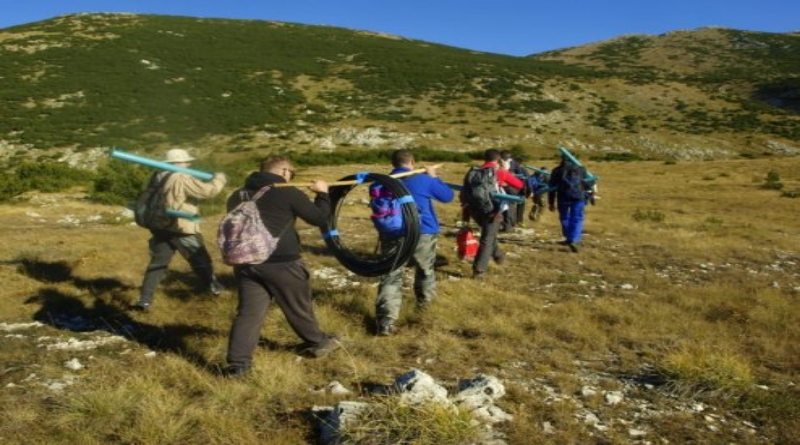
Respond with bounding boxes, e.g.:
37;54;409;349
457;227;478;260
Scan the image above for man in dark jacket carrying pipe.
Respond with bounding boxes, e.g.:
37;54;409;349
224;156;339;377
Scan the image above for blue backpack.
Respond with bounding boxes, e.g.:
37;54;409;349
526;173;551;195
369;183;405;236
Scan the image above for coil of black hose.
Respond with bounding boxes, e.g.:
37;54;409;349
322;173;420;277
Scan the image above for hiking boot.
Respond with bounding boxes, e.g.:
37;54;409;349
416;300;431;313
472;271;486;281
377;317;398;336
494;254;506;265
224;366;251;378
568;243;579;253
557;240;570;246
208;279;225;296
378;323;397;337
130;301;151;312
301;335;342;358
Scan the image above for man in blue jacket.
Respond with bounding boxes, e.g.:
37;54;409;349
374;150;454;336
548;156;593;253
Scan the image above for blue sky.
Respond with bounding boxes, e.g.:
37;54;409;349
1;1;797;56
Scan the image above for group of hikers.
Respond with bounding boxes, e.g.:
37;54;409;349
128;147;596;376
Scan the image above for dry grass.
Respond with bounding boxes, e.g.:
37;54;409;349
1;156;799;444
337;396;479;444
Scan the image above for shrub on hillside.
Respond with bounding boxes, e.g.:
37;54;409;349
761;170;783;190
0;177;27;202
632;209;666;223
0;162;94;202
291;148;475;167
592;152;643;162
780;190;799;198
661;346;754;394
90;162;150;206
17;162;93;192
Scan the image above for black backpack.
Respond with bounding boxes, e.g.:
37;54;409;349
558;163;589;201
134;172;175;230
462;166;497;215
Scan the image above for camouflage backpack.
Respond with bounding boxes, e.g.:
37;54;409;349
217;186;279;265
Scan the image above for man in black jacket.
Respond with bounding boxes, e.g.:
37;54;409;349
224;156;338;376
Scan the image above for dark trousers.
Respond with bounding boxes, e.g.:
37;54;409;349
502;204;517;230
530;194;545;221
502;187;523;230
139;231;215;304
471;211;504;274
226;260;327;368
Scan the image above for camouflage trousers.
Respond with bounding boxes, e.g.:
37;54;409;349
375;234;438;325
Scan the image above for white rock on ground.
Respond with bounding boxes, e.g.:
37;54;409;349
392;369;450;406
64;358;84;370
318;370;512;445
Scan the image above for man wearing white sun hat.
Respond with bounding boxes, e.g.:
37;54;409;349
132;148;227;311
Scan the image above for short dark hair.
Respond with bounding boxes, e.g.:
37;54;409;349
500;150;512;159
484;149;501;162
260;155;290;172
391;149;414;168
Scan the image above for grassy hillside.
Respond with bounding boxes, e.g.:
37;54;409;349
0;14;578;154
0;156;798;443
0;14;799;166
532;28;800;142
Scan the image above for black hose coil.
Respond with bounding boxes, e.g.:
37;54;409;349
322;173;420;277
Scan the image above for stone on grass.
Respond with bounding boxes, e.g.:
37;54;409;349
392;369;450;406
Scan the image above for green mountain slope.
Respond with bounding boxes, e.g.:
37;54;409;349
1;14;799;163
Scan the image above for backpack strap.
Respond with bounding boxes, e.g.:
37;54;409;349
250;185;273;202
152;172;175;209
152;171;173;190
243;185;293;242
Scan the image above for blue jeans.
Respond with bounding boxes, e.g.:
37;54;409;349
557;199;586;244
375;234;438;324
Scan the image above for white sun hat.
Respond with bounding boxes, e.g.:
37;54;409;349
163;148;196;163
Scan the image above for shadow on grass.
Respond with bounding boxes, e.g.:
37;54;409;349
15;255;234;303
15;257;225;375
26;288;222;374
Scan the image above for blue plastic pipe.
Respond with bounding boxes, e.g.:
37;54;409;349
557;146;598;182
166;209;202;222
109;148;215;181
446;183;524;203
524;165;551;176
